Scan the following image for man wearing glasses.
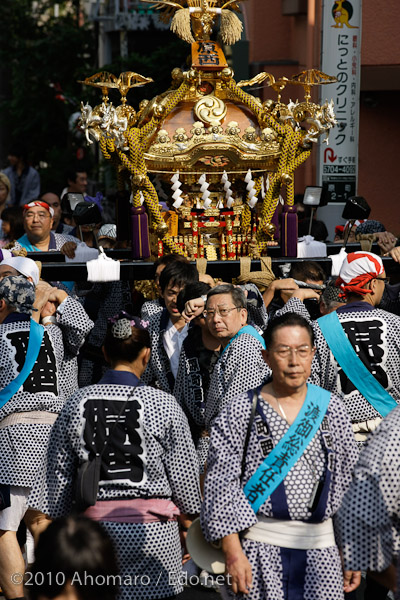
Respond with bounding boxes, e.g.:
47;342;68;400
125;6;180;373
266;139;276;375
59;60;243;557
185;283;270;429
11;201;88;293
12;201;81;259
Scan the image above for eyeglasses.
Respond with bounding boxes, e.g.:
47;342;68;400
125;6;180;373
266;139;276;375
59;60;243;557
376;277;390;284
25;212;51;221
203;306;241;319
272;345;313;359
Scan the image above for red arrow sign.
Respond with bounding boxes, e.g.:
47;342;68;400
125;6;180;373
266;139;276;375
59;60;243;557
324;148;337;163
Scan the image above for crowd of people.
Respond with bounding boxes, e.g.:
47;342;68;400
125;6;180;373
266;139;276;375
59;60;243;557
1;154;400;600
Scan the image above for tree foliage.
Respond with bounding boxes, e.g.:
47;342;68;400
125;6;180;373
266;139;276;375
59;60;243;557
0;1;189;190
0;0;96;183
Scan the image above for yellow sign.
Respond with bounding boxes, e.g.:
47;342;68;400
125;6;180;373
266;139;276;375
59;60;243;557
191;41;228;71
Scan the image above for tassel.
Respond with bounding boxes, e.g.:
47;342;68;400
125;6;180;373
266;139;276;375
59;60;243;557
171;8;195;44
131;206;151;259
87;247;120;282
220;10;243;46
280;205;298;257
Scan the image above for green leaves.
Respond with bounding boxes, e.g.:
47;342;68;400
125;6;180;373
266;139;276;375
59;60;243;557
0;0;95;180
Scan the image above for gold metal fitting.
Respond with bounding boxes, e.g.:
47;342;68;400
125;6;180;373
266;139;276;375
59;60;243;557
262;222;276;239
221;67;233;81
156;221;169;237
132;174;146;187
186;69;198;82
281;173;293;185
262;99;275;111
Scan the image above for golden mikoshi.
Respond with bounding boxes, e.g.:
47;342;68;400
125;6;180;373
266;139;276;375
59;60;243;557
79;0;337;258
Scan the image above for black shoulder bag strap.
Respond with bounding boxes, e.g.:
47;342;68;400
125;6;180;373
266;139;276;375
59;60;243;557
73;381;140;512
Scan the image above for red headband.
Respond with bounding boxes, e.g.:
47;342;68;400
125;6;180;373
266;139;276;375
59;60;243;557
335;273;377;297
23;201;54;217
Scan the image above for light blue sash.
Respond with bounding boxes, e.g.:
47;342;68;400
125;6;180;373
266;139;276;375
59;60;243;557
0;319;44;409
17;234;74;291
17;234;40;252
222;325;266;355
318;311;397;418
243;384;330;514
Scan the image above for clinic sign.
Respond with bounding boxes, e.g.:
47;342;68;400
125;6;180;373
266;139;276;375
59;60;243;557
317;0;362;202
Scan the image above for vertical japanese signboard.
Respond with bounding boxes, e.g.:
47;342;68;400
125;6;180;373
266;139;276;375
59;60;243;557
317;0;362;203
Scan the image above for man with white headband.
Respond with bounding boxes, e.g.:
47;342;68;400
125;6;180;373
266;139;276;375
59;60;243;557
277;251;400;443
0;256;40;286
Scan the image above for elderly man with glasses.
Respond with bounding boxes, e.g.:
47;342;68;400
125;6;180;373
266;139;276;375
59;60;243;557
184;283;270;430
201;312;360;600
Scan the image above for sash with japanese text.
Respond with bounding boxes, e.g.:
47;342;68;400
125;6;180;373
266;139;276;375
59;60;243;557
318;310;397;417
243;384;330;514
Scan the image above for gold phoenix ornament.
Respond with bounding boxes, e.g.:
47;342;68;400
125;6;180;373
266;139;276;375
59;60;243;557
140;0;246;45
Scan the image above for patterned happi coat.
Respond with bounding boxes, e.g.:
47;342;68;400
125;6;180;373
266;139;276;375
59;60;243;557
205;332;270;429
277;297;400;426
379;282;400;316
79;281;132;387
48;295;93;400
41;370;201;600
141;307;184;394
174;326;220;431
174;325;221;470
336;405;400;595
0;313;64;507
242;283;269;332
140;298;163;321
201;386;358;600
174;283;267;433
13;231;80;253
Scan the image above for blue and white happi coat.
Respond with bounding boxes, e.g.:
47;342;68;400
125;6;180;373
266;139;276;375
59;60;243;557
47;295;94;400
201;388;358;600
40;370;202;600
276;298;400;427
337;404;400;598
0;313;64;507
205;332;270;429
